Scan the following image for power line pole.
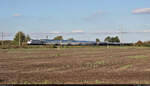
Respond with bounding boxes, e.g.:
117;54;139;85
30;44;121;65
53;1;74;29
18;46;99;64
19;32;21;46
46;35;48;39
120;25;124;46
1;32;3;48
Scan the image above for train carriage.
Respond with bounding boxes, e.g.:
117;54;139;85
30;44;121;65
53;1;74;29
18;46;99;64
27;39;132;46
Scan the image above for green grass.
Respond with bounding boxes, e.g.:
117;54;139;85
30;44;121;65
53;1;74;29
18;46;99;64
120;64;132;69
41;80;52;84
95;61;105;65
81;80;88;84
95;80;101;84
55;53;61;57
63;64;72;68
128;55;148;59
17;55;39;58
85;61;105;68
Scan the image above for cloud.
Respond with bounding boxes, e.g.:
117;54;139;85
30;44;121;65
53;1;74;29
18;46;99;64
132;8;150;14
50;31;61;34
83;11;105;21
71;30;84;33
13;13;22;17
143;29;150;32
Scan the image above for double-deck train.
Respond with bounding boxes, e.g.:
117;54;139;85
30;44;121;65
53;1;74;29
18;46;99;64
27;39;133;46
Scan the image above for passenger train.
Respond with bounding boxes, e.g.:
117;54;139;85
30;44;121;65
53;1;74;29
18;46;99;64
27;39;97;46
27;39;133;46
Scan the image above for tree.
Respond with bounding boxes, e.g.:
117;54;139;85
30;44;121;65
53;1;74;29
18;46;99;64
68;38;75;41
104;36;111;42
96;38;100;43
135;40;143;46
13;31;26;46
112;36;120;42
25;34;31;42
104;36;120;43
53;36;63;40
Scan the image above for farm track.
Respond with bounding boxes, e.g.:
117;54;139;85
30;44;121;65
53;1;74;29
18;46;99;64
0;47;150;84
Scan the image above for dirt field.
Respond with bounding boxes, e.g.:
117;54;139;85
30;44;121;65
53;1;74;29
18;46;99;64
1;46;150;84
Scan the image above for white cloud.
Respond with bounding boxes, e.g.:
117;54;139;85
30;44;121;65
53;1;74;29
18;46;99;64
13;13;22;17
71;30;84;33
143;29;150;32
50;31;61;34
132;8;150;14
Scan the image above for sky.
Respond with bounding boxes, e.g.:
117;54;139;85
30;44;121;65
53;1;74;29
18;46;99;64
0;0;150;42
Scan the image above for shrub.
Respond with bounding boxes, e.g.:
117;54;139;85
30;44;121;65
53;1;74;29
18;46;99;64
135;40;143;46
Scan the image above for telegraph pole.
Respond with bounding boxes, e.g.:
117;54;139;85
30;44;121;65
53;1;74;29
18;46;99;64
19;32;21;46
46;35;48;39
1;32;3;48
119;24;124;46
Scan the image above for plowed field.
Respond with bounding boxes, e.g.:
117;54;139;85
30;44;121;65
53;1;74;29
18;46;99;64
0;47;150;84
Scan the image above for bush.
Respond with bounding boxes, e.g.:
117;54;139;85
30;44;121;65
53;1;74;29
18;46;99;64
143;41;150;47
134;40;143;46
53;36;63;40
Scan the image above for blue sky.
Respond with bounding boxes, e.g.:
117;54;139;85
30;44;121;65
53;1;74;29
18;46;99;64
0;0;150;42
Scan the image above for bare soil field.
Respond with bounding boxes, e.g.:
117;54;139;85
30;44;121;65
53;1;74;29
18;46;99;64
0;46;150;84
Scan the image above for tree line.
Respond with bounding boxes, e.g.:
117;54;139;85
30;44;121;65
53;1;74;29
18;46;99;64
96;36;120;43
14;31;121;45
13;31;75;46
1;31;150;48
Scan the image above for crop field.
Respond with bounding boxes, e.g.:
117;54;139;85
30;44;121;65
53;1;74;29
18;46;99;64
0;46;150;84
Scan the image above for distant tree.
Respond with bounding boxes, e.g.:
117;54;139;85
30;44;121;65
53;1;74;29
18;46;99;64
104;36;120;43
104;36;111;42
53;36;63;40
96;38;100;43
68;38;75;41
143;41;150;47
112;36;120;42
135;40;143;46
25;34;31;42
13;31;26;45
144;41;150;44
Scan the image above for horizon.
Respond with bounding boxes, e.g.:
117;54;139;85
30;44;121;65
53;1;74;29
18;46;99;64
1;31;150;43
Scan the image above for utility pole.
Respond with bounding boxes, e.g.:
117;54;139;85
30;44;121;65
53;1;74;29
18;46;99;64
19;32;21;46
1;32;3;48
119;24;124;46
60;40;63;48
46;35;48;39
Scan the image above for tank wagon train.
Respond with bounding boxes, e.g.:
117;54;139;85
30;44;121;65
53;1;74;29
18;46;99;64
27;39;133;46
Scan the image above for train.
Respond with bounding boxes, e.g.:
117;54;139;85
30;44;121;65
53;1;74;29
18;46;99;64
27;39;97;46
27;39;133;46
